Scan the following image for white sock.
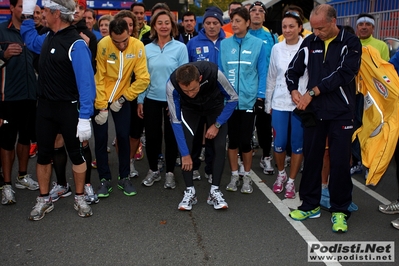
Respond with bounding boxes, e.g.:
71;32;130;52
210;185;219;193
232;170;238;176
322;183;328;189
287;178;295;183
187;186;195;194
244;171;250;176
279;169;286;175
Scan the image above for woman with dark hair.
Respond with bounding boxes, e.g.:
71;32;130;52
138;10;188;189
266;11;307;198
219;7;267;194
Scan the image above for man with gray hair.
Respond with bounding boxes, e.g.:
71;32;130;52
21;0;96;220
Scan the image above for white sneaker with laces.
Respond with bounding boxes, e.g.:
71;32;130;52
74;195;93;217
241;175;253;194
129;159;139;178
178;189;197;211
1;184;16;205
226;175;240;192
15;174;39;190
207;189;228;209
262;157;275;175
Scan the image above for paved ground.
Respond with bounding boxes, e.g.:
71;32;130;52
0;125;398;265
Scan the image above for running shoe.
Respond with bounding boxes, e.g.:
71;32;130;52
134;143;144;161
118;177;137;196
129;159;139;178
391;218;399;230
29;196;54;221
91;159;97;169
272;172;287;193
350;162;362;175
1;185;16;205
226;175;240;192
331;212;348;233
142;170;161;187
29;143;38;158
205;173;212;184
289;206;321;221
97;179;112;198
49;182;72;202
178;188;197;211
285;181;296;199
157;154;164;172
164;172;176;189
241;175;253;194
207;189;228;209
84;183;99;204
193;170;201;181
262;157;275;175
15;174;39;190
199;147;205;161
379;200;399;214
74;195;93;218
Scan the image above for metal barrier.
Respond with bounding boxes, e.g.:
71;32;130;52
384;37;399;57
330;0;399;40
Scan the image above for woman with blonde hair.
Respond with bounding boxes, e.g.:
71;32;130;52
98;15;113;38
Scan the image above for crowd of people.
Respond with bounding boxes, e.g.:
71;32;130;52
0;0;399;233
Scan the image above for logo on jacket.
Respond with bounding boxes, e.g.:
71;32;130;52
242;50;252;54
373;77;388;98
311;49;323;54
102;48;106;56
109;53;117;60
231;48;237;54
126;54;135;59
382;75;391;83
196;47;202;54
342;125;354;130
138;49;143;58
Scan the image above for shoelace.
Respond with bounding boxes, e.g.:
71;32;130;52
276;174;286;184
386;201;399;211
76;196;89;208
286;182;294;190
183;190;195;202
212;190;225;202
33;197;49;210
3;186;14;199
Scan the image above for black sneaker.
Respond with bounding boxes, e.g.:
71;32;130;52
118;177;137;196
97;179;112;198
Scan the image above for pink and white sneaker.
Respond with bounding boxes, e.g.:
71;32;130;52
272;172;287;193
285;181;296;199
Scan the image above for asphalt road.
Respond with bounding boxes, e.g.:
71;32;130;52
1;124;398;265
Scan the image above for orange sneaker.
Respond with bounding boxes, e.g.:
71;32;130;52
29;143;38;158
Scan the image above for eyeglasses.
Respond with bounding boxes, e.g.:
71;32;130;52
285;11;300;18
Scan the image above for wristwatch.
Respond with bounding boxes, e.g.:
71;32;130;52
214;122;221;129
21;14;34;20
117;95;126;104
308;89;316;97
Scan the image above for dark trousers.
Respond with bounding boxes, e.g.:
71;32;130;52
180;109;227;187
255;112;272;158
299;119;353;217
143;98;177;173
93;103;131;180
192;117;214;175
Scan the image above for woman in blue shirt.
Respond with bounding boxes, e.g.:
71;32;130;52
138;10;189;189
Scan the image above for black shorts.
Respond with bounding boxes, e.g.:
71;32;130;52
0;100;36;150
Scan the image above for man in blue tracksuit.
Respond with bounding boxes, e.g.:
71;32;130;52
286;4;361;233
186;6;226;183
167;61;238;211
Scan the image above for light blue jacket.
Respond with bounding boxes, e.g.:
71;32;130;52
138;39;188;103
218;32;267;110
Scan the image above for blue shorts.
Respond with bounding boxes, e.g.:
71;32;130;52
272;109;303;154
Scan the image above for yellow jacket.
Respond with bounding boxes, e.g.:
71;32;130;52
353;45;399;186
95;36;150;110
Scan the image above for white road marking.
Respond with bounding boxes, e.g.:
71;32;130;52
352;178;391;205
251;171;341;265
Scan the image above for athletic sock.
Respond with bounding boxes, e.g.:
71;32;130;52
18;171;27;177
187;186;195;194
278;169;286;175
210;185;219;193
232;170;238;176
287;178;295;183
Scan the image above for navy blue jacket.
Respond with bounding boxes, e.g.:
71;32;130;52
286;26;362;120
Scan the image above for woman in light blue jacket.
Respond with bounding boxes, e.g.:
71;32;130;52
219;7;267;194
137;10;188;189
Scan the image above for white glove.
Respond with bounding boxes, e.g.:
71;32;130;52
94;110;108;125
110;101;123;112
76;118;91;142
22;0;38;15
